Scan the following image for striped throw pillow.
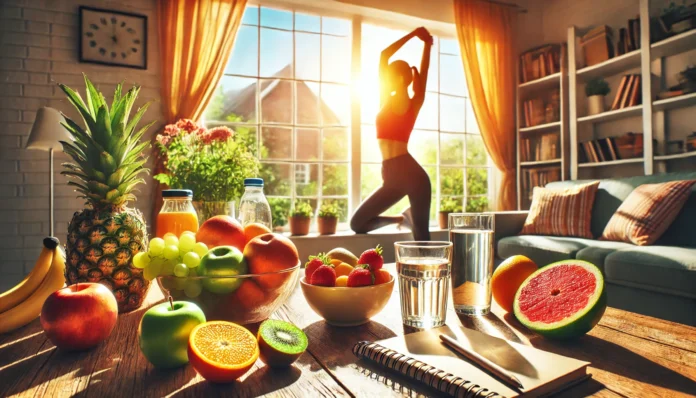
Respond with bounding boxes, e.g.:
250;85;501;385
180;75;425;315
600;180;696;246
520;181;600;238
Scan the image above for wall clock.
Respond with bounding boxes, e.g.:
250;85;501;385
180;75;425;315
79;6;147;70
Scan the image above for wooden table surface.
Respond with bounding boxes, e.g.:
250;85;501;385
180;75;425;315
1;264;695;397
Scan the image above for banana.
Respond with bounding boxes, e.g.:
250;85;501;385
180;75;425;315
0;237;57;313
0;242;66;334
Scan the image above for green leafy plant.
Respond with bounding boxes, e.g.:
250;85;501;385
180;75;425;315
680;65;696;82
585;78;610;97
318;201;342;219
153;120;259;203
662;1;688;26
291;200;313;218
440;197;463;213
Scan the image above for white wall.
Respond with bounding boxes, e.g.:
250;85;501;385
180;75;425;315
0;0;163;293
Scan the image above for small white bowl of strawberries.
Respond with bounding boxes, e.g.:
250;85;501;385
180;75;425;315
300;245;394;327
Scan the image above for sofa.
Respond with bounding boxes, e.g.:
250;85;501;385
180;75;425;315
494;171;696;326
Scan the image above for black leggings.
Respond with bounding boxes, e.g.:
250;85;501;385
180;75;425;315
350;154;431;241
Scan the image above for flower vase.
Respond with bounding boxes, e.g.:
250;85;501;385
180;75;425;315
194;201;236;225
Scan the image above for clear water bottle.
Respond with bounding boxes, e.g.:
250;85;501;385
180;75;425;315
238;178;272;229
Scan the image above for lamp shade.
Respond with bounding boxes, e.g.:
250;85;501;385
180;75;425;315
26;107;72;151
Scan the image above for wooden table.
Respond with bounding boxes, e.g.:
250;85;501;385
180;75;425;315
1;264;695;397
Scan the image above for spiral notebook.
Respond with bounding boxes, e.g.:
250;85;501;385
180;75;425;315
352;325;590;398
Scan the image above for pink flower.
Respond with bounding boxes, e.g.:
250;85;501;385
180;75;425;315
156;134;171;147
175;119;200;134
201;126;234;145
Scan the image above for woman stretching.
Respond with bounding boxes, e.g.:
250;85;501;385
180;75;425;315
350;27;433;241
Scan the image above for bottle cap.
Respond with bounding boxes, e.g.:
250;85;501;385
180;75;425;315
162;189;193;198
244;178;264;187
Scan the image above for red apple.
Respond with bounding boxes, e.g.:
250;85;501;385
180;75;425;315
196;215;246;251
40;283;118;351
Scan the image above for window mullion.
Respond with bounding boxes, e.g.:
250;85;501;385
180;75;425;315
350;16;362;216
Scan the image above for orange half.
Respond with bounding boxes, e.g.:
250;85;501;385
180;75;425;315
187;321;259;383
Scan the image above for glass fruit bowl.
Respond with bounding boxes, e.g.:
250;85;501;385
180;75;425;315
156;262;300;325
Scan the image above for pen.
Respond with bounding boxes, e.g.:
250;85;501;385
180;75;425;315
439;334;525;391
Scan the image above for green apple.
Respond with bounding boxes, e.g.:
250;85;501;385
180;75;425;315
198;245;248;294
138;300;205;368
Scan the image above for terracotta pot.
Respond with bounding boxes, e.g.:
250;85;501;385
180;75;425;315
587;95;605;115
289;216;311;236
317;217;338;235
438;212;450;229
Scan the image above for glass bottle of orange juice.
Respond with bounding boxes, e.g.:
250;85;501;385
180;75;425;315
156;190;199;237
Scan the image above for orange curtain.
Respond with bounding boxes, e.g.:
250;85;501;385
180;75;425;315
153;0;247;225
453;0;517;210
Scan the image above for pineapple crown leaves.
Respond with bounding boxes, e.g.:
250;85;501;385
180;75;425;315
58;74;154;210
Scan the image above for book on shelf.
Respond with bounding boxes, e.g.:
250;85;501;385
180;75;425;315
656;89;685;100
610;74;641;111
578;133;650;164
521;132;560;162
581;25;613;67
519;44;562;83
521;89;560;128
522;167;562;199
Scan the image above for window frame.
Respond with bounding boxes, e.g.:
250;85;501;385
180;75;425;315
204;2;497;230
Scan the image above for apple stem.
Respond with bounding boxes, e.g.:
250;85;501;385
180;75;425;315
168;295;174;310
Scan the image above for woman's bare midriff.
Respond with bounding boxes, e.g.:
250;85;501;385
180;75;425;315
379;139;409;160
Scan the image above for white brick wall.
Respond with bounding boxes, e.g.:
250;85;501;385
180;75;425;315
0;0;164;293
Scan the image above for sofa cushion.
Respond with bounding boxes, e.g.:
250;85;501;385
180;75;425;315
600;180;696;245
575;242;635;272
497;235;629;267
520;181;599;238
604;246;696;298
546;171;696;242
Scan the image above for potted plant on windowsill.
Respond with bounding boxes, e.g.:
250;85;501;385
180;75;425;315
289;200;313;236
585;78;610;115
439;197;463;229
317;201;341;235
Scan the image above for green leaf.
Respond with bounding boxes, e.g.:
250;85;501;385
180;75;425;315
99;152;117;174
58;83;97;133
125;101;151;135
83;74;106;117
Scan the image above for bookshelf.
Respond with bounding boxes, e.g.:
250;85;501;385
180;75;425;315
516;44;569;210
562;0;696;183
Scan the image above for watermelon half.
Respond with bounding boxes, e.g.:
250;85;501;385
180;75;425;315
513;260;607;340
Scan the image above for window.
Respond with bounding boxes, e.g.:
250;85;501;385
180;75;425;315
205;5;491;230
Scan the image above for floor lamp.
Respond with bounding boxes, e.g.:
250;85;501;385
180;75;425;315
26;107;71;237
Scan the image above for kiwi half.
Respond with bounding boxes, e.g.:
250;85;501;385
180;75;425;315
257;319;308;367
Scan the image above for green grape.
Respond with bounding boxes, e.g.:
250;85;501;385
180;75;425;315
179;233;196;253
148;238;165;256
184;279;202;298
183;252;201;268
143;261;162;281
163;245;179;260
161;260;176;276
133;252;150;269
181;230;196;238
193;242;209;257
174;277;187;290
174;263;189;277
160;276;176;291
164;234;179;247
189;268;198;277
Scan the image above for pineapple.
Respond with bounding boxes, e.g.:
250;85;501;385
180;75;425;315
59;75;155;312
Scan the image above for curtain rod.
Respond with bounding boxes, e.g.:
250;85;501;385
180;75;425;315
478;0;528;13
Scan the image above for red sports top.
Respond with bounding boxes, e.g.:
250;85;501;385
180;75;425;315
375;101;417;143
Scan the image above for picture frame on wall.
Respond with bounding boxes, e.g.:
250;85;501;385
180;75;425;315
79;6;147;70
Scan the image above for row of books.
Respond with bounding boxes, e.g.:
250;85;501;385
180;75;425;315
610;74;642;111
578;133;644;164
519;44;563;83
521;133;560;162
521;90;560;127
617;18;641;56
521;167;561;199
581;26;614;67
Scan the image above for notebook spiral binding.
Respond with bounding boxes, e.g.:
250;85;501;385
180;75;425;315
353;341;503;398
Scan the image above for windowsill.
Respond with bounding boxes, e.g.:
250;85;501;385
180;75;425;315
284;226;448;240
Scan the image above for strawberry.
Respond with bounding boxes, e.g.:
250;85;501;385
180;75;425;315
347;266;374;287
310;264;337;287
305;253;328;281
358;245;384;272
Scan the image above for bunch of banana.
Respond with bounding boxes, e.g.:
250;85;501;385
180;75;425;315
0;237;66;334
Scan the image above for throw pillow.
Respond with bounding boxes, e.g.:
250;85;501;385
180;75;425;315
600;180;696;246
520;181;600;238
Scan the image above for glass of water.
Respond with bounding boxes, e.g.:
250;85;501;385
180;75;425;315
395;241;453;329
449;213;494;316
